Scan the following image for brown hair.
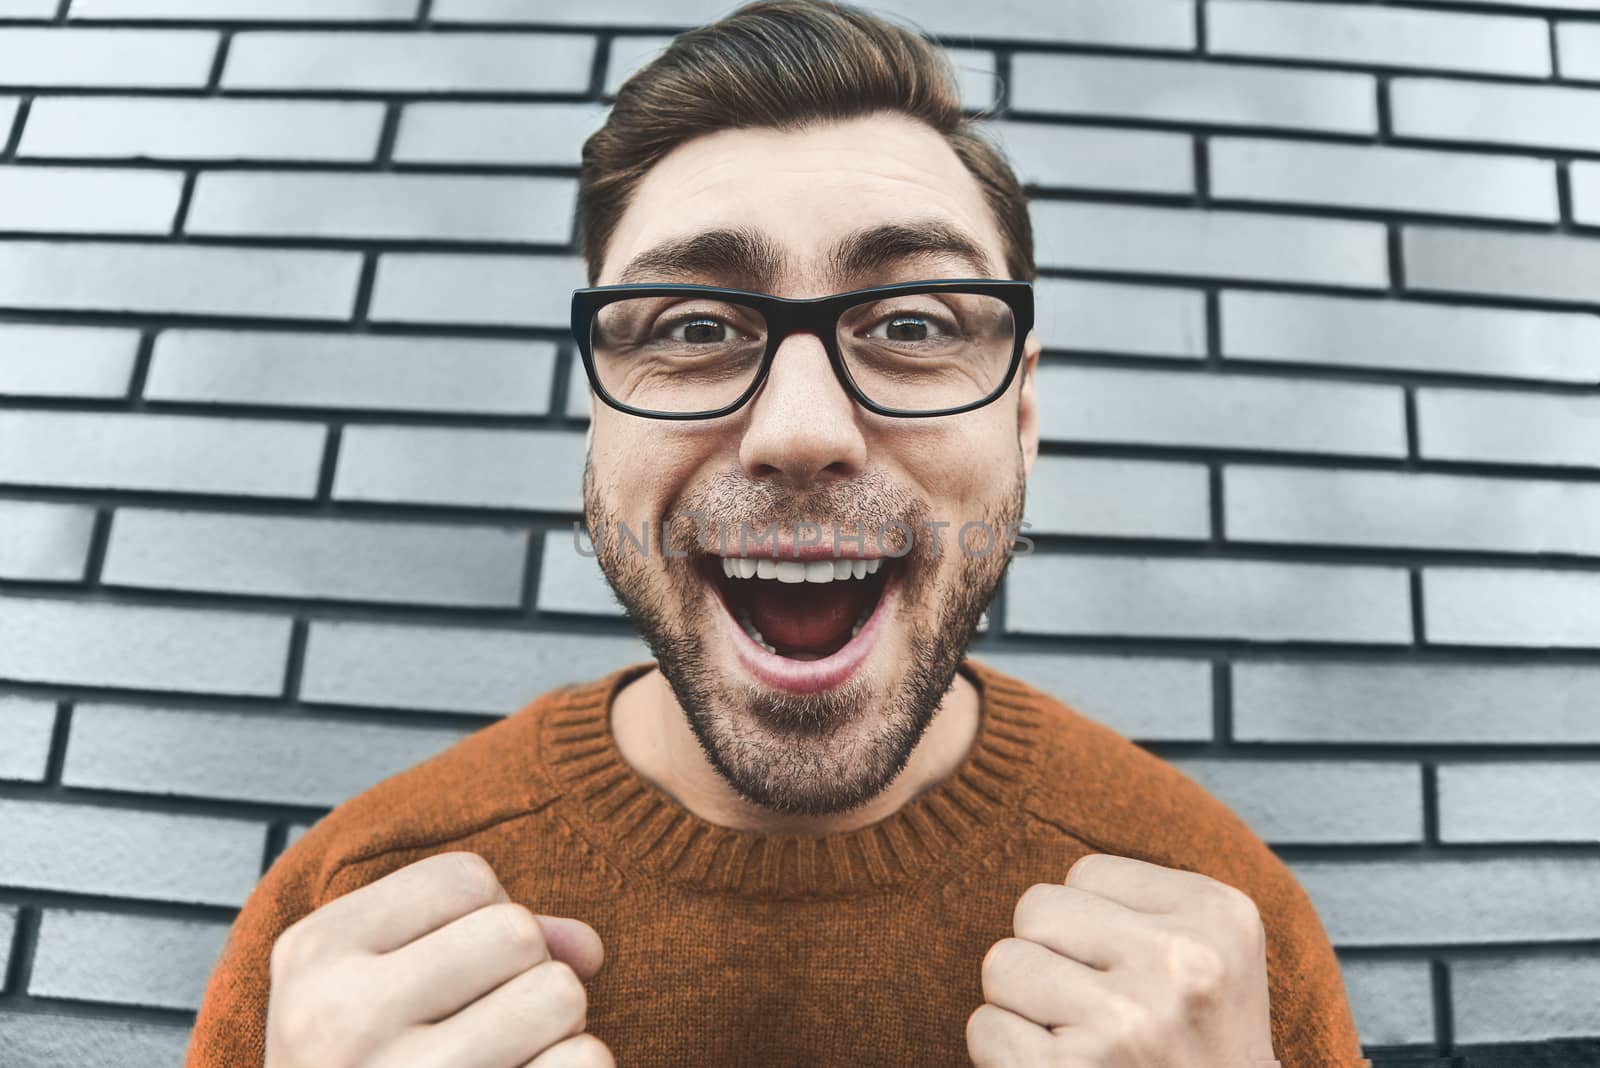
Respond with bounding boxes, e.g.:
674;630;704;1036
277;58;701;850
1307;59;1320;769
577;0;1035;285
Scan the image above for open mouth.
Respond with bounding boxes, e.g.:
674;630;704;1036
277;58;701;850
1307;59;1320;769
699;552;896;663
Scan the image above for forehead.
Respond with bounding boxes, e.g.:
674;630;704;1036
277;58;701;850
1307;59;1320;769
597;113;1010;293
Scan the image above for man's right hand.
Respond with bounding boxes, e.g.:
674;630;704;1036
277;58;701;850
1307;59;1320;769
264;851;612;1068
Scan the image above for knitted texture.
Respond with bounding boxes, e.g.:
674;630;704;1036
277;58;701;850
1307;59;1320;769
185;657;1366;1067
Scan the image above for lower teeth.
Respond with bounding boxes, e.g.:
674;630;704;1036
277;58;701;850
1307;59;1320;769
737;601;876;658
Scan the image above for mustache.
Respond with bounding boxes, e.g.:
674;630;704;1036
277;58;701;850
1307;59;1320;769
661;469;930;555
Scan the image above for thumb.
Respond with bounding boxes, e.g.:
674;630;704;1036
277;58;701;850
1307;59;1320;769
534;915;605;982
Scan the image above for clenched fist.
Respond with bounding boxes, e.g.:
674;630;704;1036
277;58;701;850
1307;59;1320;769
265;851;612;1068
968;854;1280;1068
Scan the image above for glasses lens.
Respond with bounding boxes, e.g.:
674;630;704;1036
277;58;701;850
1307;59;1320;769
836;291;1016;413
591;295;768;415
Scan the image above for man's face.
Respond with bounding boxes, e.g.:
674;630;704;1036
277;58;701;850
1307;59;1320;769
583;112;1040;816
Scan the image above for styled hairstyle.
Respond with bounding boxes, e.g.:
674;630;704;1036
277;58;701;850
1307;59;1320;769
577;0;1035;285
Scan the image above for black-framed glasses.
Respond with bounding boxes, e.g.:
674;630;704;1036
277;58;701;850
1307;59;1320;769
569;278;1034;420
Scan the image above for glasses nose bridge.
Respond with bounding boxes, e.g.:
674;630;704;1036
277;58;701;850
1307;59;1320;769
756;295;849;396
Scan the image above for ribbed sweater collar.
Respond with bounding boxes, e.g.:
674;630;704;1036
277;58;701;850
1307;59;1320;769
539;657;1044;897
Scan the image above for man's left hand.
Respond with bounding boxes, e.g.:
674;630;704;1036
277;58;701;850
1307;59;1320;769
967;853;1280;1067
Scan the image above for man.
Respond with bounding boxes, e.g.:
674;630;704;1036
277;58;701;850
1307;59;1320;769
187;3;1368;1066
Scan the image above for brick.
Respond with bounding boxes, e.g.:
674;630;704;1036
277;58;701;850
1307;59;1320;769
1209;0;1550;78
1561;22;1600;80
437;0;1197;49
1410;0;1600;8
1404;226;1600;307
1033;277;1207;359
568;362;591;419
64;703;469;806
1226;466;1600;555
0;166;182;234
0;241;361;319
1293;857;1600;945
224;32;594;93
1439;762;1600;843
301;620;650;713
984;121;1193;195
0;595;291;695
604;34;670;97
335;426;584;512
187;172;577;244
0;324;140;397
603;37;993;112
0;1014;192;1068
1233;661;1600;744
30;909;230;1012
1035;366;1407;458
20;97;385;162
0;906;13;985
0;798;265;905
1006;555;1412;643
0;28;215;87
1011;54;1376;134
972;653;1212;741
1210;138;1556;223
1452;954;1600;1044
1169;759;1422;845
394;101;609;166
1393;78;1600;154
1221;291;1600;384
148;330;555;415
103;509;529;608
0;501;94;582
370;253;584;328
536;530;622;617
1025;456;1210;540
1032;202;1388;288
1339;959;1436;1047
0;411;325;496
73;0;419;17
947;49;999;113
1418;388;1600;468
0;697;55;782
433;0;732;23
1425;567;1600;648
1570;161;1600;226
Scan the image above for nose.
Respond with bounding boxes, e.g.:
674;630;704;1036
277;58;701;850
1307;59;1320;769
737;331;867;489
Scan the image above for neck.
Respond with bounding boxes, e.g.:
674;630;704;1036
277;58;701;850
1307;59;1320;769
610;666;982;837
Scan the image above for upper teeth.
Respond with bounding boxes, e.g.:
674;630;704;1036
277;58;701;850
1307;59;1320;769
719;557;883;583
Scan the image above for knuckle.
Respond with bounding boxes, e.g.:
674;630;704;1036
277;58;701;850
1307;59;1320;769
563;1032;616;1068
1164;931;1229;1005
1012;882;1058;935
441;851;502;906
490;902;548;958
273;970;365;1061
525;958;587;1031
978;937;1025;993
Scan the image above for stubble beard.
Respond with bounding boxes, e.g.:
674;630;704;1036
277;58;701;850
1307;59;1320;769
583;461;1025;817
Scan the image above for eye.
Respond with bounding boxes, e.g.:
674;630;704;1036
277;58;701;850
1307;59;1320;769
668;316;730;344
865;312;951;343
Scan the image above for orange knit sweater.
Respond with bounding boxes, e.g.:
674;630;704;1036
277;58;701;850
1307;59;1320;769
186;658;1368;1067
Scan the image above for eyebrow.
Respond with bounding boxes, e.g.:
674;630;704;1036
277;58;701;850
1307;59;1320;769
612;219;997;290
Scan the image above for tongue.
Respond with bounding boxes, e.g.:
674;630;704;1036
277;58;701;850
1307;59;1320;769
746;578;874;654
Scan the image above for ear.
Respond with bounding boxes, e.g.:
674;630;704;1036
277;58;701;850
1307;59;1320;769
1017;329;1040;479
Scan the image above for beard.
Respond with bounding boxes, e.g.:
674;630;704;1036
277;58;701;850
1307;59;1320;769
583;460;1025;817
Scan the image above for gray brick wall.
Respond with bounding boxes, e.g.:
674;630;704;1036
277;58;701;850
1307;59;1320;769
0;0;1595;1061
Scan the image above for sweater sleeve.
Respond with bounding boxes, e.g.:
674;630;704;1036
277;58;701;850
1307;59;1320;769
1259;856;1371;1068
184;824;344;1068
